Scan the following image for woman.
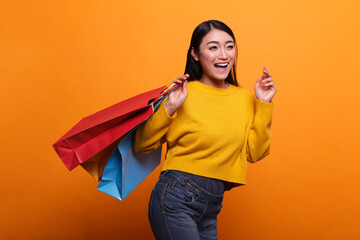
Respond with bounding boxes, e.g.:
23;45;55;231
133;20;276;240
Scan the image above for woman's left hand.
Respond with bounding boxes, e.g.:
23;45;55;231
254;66;276;103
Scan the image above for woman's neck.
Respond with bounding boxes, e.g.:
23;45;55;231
198;77;229;89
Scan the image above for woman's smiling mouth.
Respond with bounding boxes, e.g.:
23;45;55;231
214;62;229;71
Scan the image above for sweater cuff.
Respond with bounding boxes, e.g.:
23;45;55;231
255;99;273;117
160;100;177;119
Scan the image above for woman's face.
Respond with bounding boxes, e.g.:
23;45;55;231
192;29;236;83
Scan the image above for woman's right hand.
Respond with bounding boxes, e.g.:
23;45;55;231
164;74;189;116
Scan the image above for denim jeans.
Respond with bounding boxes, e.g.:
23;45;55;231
148;170;224;240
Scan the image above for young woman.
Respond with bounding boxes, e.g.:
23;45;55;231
133;20;276;240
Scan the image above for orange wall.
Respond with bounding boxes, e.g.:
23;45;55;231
1;0;359;239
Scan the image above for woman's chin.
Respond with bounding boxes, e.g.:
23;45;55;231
212;73;230;82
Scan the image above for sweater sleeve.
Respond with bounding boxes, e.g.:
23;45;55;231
133;97;177;153
246;96;274;163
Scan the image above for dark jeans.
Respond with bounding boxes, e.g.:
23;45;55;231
148;170;224;240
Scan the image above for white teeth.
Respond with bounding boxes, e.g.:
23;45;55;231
215;63;228;67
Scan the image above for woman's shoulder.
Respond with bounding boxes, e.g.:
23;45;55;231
230;85;253;99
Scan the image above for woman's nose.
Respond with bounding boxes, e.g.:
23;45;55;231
218;48;228;60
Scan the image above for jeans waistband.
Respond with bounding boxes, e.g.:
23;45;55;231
160;170;224;203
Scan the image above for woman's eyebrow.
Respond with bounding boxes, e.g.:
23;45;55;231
206;40;234;45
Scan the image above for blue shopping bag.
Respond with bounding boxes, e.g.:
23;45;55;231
97;128;162;200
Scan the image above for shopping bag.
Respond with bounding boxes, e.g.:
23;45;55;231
96;84;180;200
79;139;121;181
96;128;162;200
78;84;179;180
52;86;167;171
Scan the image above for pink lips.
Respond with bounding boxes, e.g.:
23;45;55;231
215;66;227;72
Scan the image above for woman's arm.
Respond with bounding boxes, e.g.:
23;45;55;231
246;66;276;163
133;74;189;153
133;98;177;153
246;98;274;163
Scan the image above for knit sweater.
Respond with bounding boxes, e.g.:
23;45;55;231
133;80;273;185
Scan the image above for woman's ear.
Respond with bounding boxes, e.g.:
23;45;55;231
191;47;199;61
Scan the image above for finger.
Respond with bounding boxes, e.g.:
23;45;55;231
174;77;185;83
256;76;263;84
182;80;188;92
263;66;272;78
262;82;275;88
179;74;190;81
264;72;272;79
172;80;182;85
262;82;273;86
260;78;273;83
171;78;188;90
172;74;188;83
178;73;189;78
176;77;187;83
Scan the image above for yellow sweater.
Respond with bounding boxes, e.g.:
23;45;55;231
133;80;273;185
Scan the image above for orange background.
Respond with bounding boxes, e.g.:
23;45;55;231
1;0;359;239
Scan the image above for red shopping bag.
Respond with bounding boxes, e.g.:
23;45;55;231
53;86;169;171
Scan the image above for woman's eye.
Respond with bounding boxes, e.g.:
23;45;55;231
227;45;234;49
209;46;217;50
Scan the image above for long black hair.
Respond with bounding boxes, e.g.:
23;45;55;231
184;20;238;86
